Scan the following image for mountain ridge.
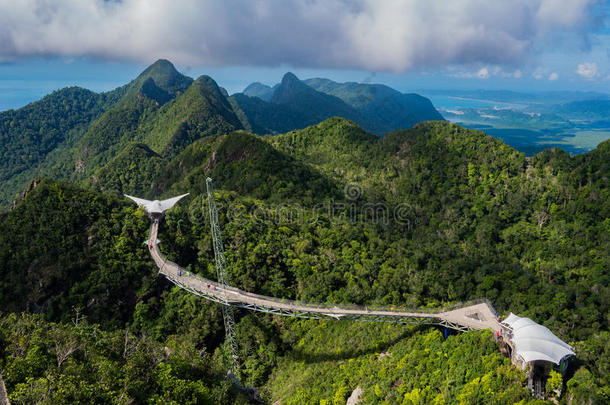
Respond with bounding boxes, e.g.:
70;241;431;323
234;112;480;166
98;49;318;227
239;73;443;135
232;72;365;135
0;58;603;213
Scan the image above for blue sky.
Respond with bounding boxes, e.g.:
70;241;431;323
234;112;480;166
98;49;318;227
0;0;609;111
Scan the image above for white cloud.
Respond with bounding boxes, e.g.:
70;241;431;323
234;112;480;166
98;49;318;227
548;72;559;81
576;62;599;79
477;67;490;79
0;0;597;72
536;0;593;28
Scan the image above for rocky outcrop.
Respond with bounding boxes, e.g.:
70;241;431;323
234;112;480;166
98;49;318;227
346;386;363;405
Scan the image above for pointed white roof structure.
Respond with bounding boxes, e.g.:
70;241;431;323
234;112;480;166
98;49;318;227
124;193;189;214
502;313;574;365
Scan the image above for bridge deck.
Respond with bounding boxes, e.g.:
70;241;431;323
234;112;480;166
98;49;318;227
148;221;502;333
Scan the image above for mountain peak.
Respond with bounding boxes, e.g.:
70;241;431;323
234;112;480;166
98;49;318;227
193;74;217;86
271;72;311;104
244;82;270;92
134;59;192;96
139;73;243;156
280;72;302;87
191;75;232;103
243;82;274;101
142;59;178;76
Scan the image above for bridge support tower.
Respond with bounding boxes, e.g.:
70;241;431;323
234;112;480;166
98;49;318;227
206;178;240;377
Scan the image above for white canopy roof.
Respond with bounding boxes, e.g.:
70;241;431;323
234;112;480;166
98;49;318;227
124;193;189;214
502;313;574;365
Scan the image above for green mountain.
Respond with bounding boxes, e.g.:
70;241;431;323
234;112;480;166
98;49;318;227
0;87;117;207
131;59;194;97
140;75;243;157
0;60;246;205
229;92;298;134
232;72;365;135
304;77;444;134
69;59;194;176
155;131;338;203
270;118;522;206
87;73;244;197
239;74;443;136
242;82;276;101
92;143;167;196
0;118;608;403
0;179;248;403
269;117;378;187
0;62;468;209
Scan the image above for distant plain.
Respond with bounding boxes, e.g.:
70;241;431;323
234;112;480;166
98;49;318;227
422;90;610;155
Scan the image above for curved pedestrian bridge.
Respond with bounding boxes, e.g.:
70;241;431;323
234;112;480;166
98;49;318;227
148;220;502;333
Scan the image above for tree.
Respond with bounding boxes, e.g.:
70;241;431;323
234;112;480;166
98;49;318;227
545;369;562;398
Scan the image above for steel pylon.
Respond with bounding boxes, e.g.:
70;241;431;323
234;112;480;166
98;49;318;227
206;177;240;375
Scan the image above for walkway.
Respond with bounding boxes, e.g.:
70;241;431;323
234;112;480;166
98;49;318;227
148;220;502;333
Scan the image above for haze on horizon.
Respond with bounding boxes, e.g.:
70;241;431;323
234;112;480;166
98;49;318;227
0;0;609;110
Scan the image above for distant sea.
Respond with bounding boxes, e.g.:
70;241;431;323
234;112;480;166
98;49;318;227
0;80;124;112
419;91;610;155
420;94;527;113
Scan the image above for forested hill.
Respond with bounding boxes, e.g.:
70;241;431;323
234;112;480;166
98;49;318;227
0;117;608;403
0;61;441;210
0;60;242;208
304;77;444;133
0;87;114;208
233;72;443;136
230;72;365;135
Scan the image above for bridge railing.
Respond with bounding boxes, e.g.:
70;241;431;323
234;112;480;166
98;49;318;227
157;251;493;315
233;289;494;315
151;223;495;317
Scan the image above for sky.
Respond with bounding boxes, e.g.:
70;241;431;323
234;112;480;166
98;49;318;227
0;0;609;111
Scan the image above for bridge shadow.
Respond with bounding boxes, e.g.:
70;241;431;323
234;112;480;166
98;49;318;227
287;324;426;364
